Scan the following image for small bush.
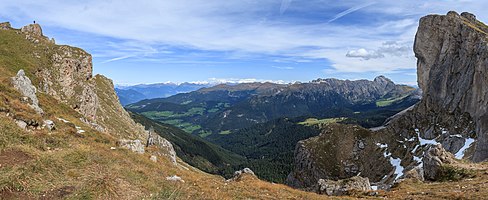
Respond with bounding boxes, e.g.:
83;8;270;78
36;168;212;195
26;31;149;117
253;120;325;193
436;165;476;182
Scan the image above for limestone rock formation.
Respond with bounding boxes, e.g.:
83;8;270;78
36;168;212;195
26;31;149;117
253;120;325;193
286;124;391;189
117;139;145;154
227;168;256;182
24;23;149;141
21;24;43;36
413;11;488;162
147;128;177;165
42;120;55;131
150;155;157;162
402;165;424;182
5;23;172;154
316;176;371;196
0;22;11;30
11;70;44;114
20;23;53;44
287;11;488;193
166;175;184;182
15;120;28;129
37;45;97;120
423;144;455;181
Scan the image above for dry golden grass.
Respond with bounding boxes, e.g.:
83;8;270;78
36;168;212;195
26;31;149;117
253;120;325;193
382;162;488;200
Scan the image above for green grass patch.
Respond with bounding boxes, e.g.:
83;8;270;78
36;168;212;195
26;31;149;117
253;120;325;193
181;124;201;133
198;130;213;138
181;100;192;105
125;104;142;109
298;117;346;126
207;108;220;113
187;107;204;115
141;111;174;118
160;119;183;125
375;95;409;107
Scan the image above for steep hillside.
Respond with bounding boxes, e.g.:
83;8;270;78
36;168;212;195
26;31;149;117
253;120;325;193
208;117;321;183
129;112;245;175
286;11;488;193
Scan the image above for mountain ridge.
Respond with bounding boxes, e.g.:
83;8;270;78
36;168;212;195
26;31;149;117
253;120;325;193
127;75;419;136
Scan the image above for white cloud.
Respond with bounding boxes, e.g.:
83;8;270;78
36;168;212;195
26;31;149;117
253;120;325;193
208;78;288;84
0;0;487;74
345;41;413;60
346;48;384;60
272;66;294;70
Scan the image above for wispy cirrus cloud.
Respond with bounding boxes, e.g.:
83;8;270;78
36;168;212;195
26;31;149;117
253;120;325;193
328;2;377;23
280;0;293;14
0;0;487;84
101;55;133;64
272;66;294;70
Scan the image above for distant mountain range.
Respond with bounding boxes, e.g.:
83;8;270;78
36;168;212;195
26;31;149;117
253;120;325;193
115;82;214;105
126;76;420;137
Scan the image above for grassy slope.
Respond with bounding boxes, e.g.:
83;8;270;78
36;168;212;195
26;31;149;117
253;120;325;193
383;162;488;199
129;112;245;174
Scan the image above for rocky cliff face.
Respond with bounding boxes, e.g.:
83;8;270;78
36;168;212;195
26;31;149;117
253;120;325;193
37;45;98;121
21;24;152;140
286;124;391;189
2;23;173;147
287;11;488;192
414;11;488;162
384;11;488;162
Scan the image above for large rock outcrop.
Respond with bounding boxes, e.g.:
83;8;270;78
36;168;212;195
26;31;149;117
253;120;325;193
11;70;44;114
316;176;371;196
147;128;177;165
5;23;172;148
21;24;44;37
286;124;391;189
18;22;149;141
423;144;455;180
117;139;145;154
287;11;488;192
0;22;11;30
227;168;256;182
413;11;488;162
36;45;97;120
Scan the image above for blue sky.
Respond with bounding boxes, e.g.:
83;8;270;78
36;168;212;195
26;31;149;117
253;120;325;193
0;0;486;85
